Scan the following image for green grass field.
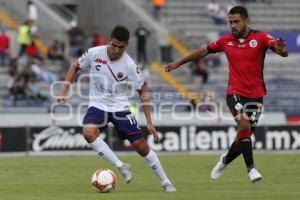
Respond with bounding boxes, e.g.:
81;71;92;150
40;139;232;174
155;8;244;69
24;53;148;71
0;154;299;200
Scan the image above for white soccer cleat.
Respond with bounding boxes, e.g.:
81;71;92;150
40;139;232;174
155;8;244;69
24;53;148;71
248;168;262;183
211;154;227;180
163;183;177;192
118;163;133;183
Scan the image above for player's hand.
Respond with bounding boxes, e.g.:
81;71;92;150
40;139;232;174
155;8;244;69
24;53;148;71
165;62;180;72
57;92;67;104
147;123;160;143
275;37;286;50
274;37;289;57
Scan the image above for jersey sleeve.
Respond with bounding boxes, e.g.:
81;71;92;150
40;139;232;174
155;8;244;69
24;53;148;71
262;32;276;49
127;60;144;90
77;49;92;70
207;37;224;53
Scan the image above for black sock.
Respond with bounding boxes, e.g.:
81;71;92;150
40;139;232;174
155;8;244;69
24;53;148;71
224;141;241;165
239;138;254;172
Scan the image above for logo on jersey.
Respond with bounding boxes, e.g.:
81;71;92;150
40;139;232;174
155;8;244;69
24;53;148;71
249;39;257;48
95;65;101;71
117;72;124;79
95;58;107;64
235;103;243;111
226;41;234;46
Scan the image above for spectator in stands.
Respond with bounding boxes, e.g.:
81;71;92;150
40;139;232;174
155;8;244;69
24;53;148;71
203;41;221;69
7;59;28;104
30;58;58;85
207;0;227;25
27;76;48;103
0;29;10;66
190;58;209;84
91;32;107;47
67;21;84;58
18;21;32;58
27;0;38;22
27;0;38;37
47;40;65;62
151;0;167;21
25;41;42;60
135;22;150;64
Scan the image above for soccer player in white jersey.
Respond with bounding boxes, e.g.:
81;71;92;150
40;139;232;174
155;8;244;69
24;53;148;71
57;25;176;192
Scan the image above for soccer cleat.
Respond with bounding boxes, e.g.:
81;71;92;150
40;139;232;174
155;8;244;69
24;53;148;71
211;154;227;180
163;183;177;192
248;168;262;183
118;163;133;183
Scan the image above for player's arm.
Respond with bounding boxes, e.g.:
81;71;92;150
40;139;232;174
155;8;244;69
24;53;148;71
165;47;210;72
271;37;288;57
137;84;160;143
57;61;80;103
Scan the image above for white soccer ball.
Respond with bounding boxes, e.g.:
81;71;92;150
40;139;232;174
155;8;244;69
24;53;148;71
91;168;117;193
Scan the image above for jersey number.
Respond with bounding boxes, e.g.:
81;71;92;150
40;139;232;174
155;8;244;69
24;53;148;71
126;114;140;129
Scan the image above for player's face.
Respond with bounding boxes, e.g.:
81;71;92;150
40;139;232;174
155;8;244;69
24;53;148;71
228;14;249;38
109;38;128;60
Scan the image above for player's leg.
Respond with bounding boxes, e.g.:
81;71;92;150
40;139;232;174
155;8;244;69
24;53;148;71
219;95;262;182
227;95;259;172
83;107;131;183
131;139;176;192
211;95;242;179
234;111;262;182
111;112;176;192
243;98;263;182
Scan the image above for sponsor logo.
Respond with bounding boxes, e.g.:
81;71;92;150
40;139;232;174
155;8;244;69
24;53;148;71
235;103;243;111
95;65;101;71
266;130;300;150
146;126;300;151
226;41;234;46
95;58;107;64
249;39;257;48
117;72;124;79
147;126;237;151
32;126;105;152
93;83;118;95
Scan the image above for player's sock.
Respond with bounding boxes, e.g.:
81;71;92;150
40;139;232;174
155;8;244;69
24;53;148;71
90;137;123;168
224;141;241;165
144;149;171;185
239;138;254;171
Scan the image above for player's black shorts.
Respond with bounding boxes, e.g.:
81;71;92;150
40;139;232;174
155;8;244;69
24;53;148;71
226;94;263;129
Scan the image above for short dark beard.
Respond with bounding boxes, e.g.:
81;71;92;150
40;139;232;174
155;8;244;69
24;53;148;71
235;26;249;39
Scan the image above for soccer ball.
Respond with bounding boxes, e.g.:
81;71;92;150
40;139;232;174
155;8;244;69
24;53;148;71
91;168;117;193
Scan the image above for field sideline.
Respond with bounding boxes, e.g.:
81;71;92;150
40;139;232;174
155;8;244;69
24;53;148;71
0;154;299;200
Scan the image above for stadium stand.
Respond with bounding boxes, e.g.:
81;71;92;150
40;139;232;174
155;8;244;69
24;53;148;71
134;0;300;117
0;0;300;117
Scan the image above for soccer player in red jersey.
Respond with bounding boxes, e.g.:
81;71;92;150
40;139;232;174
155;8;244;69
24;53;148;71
165;6;288;182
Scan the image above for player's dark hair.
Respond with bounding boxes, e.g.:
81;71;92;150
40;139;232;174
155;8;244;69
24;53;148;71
111;25;130;43
229;6;249;18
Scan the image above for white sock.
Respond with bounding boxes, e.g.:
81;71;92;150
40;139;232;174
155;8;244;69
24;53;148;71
89;137;123;168
144;149;171;185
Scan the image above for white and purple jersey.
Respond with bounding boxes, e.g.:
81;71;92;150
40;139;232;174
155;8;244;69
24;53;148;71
78;45;144;112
